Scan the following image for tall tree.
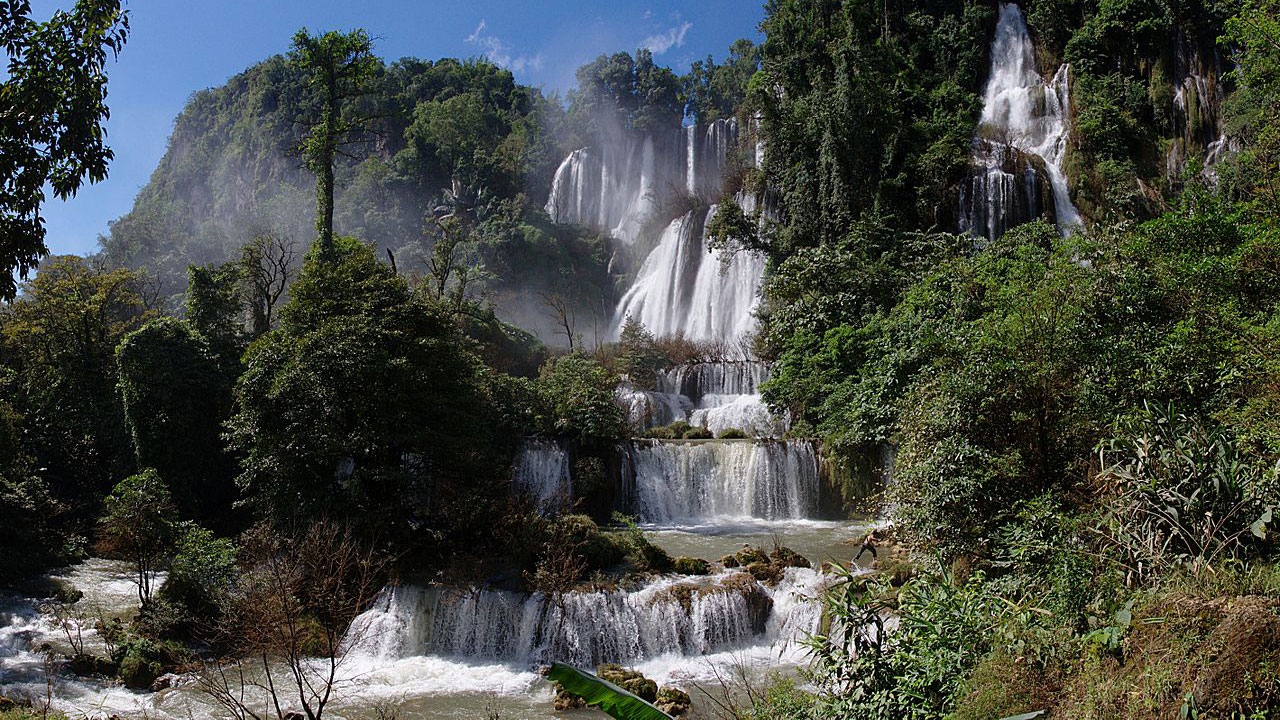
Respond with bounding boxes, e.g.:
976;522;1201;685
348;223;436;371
0;0;129;299
288;28;379;257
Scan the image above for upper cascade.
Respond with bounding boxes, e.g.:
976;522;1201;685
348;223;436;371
960;2;1082;239
1168;32;1236;178
611;201;766;345
545;118;742;245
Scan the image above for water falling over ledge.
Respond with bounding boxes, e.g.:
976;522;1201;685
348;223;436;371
960;2;1082;239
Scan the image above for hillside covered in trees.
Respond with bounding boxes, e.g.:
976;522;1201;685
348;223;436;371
2;0;1280;718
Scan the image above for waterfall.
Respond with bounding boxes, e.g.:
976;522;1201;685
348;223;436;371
544;135;659;245
543;115;765;346
347;568;829;669
512;440;572;512
544;118;742;248
961;3;1081;239
623;440;821;522
617;361;786;437
611;203;766;344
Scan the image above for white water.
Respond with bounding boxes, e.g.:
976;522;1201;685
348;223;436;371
544;135;659;246
624;440;821;523
545;118;742;250
962;3;1082;238
512;439;572;513
545;114;769;346
348;567;829;670
610;203;766;345
617;360;787;437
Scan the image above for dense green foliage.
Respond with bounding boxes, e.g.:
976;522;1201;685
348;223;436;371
116;317;236;526
227;238;514;556
1;257;153;516
0;0;129;299
740;0;1280;716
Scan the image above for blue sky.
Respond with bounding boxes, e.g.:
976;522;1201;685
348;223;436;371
31;1;766;257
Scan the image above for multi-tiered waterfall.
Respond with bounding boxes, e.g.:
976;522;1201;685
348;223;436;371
617;360;786;437
960;2;1082;239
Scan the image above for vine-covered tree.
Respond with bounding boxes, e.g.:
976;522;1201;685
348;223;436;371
116;317;237;526
289;28;379;256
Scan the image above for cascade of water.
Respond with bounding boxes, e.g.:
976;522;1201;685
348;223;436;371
512;439;572;512
544;135;659;245
347;569;829;669
611;203;766;344
657;362;771;399
961;3;1081;239
617;361;785;437
623;440;821;522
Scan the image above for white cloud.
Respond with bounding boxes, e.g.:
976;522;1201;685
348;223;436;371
639;21;692;55
466;19;544;74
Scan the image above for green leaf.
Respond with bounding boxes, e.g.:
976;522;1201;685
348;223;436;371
1251;507;1273;539
546;662;673;720
999;712;1046;720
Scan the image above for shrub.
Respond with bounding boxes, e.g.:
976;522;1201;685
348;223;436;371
805;564;1000;718
611;512;673;573
160;523;237;625
1096;404;1278;584
672;556;711;575
111;636;187;689
682;426;713;440
717;427;749;439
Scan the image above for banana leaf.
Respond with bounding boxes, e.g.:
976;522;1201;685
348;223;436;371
546;662;673;720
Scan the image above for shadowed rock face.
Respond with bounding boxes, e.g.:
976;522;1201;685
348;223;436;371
959;141;1058;240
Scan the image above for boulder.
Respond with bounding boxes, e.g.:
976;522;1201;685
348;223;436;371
656;686;692;716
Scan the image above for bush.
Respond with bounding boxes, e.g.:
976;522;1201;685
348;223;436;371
556;514;629;570
716;427;749;439
537;352;626;442
611;512;673;573
111;636;187;689
806;565;1000;718
160;523;237;627
570;456;609;506
1096;404;1278;584
672;556;711;575
682;427;713;440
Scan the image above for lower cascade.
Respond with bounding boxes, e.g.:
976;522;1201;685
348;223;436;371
347;568;828;669
623;440;821;523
